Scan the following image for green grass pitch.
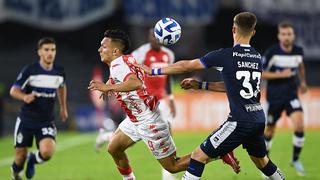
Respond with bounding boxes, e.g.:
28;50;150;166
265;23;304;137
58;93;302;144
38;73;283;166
1;130;319;179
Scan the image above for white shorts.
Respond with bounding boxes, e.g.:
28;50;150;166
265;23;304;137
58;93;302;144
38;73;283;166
158;99;173;124
119;111;176;159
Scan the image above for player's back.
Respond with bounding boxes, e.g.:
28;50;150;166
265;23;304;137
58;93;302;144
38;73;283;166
13;61;65;125
132;43;174;99
109;55;159;122
200;44;265;123
263;44;303;103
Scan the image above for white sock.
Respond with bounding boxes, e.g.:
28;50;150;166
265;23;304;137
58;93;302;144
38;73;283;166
182;171;200;180
35;151;45;164
162;168;176;180
123;172;136;180
265;139;273;151
269;168;285;180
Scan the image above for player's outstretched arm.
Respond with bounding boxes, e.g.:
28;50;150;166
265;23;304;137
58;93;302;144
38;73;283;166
262;69;292;80
180;78;226;92
57;85;68;122
88;74;142;93
134;58;205;75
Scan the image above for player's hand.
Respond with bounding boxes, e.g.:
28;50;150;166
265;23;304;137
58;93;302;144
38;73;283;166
132;64;152;75
88;80;109;92
23;93;36;104
280;69;292;78
180;78;199;90
300;82;308;94
99;91;114;100
60;108;68;122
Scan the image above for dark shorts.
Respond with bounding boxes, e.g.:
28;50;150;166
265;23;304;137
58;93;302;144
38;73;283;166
267;96;303;126
14;117;57;148
200;120;266;158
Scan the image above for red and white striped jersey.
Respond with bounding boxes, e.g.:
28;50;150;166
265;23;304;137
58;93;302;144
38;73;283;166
132;43;174;100
109;55;159;122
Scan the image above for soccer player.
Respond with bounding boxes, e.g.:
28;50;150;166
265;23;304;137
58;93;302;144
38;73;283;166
88;29;240;180
132;29;177;180
262;22;307;176
10;37;68;180
135;12;285;180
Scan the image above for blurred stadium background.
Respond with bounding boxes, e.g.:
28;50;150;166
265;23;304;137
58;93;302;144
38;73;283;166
0;0;319;179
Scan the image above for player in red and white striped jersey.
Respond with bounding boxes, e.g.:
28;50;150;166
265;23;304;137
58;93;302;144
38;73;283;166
88;29;240;180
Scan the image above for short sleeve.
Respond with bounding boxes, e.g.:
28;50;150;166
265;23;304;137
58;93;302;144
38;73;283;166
199;49;225;69
112;62;135;82
297;47;304;64
12;65;30;89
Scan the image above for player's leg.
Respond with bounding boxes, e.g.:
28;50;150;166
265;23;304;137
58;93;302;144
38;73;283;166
26;123;57;179
182;121;241;180
264;103;283;155
287;98;305;176
158;99;178;180
108;118;139;180
11;118;32;180
245;122;285;179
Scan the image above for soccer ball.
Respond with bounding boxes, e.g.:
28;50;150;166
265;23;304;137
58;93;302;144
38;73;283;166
154;18;181;46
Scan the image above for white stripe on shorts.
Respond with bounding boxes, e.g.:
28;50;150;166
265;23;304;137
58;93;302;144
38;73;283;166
14;117;21;146
209;121;237;148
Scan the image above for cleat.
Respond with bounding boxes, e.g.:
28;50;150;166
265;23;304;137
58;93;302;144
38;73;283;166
26;152;36;179
222;151;240;174
95;128;113;152
291;160;305;176
11;167;22;180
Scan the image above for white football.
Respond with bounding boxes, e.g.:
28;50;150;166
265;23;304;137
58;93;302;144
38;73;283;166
154;18;181;46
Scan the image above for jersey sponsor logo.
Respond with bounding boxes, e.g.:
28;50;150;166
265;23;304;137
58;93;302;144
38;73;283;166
32;91;56;98
209;121;237;148
233;52;261;59
245;103;263;112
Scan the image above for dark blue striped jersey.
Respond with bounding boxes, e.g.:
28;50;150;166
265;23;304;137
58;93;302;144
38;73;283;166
200;44;265;123
12;61;66;124
263;44;303;103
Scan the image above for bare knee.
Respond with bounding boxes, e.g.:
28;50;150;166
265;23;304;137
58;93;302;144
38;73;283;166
39;148;54;160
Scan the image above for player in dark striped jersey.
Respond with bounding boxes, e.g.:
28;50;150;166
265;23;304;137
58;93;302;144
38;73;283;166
262;22;307;176
10;38;68;180
136;12;285;180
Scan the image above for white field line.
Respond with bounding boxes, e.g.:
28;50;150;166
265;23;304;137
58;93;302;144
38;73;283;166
0;134;94;167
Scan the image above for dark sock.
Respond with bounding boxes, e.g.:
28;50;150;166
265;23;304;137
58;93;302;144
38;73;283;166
12;162;23;173
186;158;205;177
260;160;277;176
293;132;304;161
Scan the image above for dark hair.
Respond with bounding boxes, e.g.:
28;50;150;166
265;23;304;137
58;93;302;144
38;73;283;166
278;21;294;29
38;37;56;49
233;12;257;36
104;29;131;54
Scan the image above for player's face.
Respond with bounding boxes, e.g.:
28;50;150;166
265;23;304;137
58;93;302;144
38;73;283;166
38;43;56;64
98;37;115;64
278;27;295;47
